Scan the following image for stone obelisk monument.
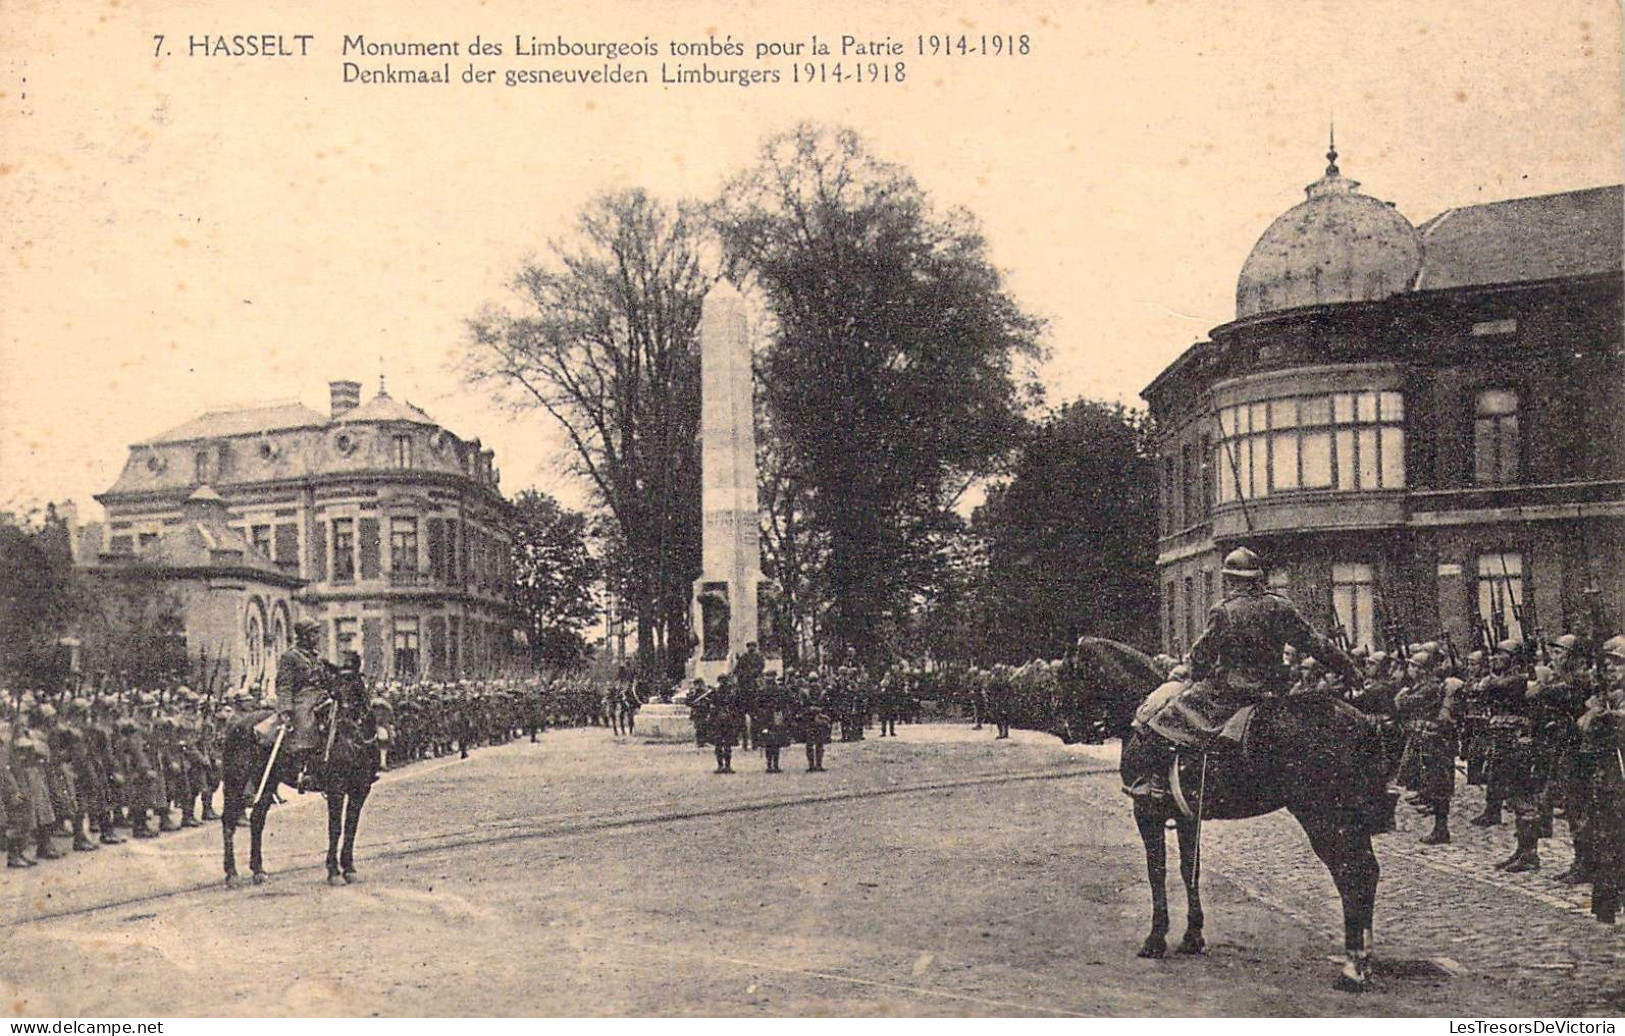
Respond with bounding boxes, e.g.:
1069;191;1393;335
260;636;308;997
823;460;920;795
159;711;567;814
687;278;777;687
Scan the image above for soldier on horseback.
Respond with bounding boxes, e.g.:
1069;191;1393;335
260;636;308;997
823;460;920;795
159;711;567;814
274;619;330;792
1132;547;1358;801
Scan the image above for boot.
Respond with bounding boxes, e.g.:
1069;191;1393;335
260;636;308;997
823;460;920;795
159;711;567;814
1502;824;1542;873
6;834;34;868
1470;802;1503;827
100;812;126;844
1418;807;1450;845
35;830;65;861
806;746;817;772
131;812;158;839
72;817;98;852
201;796;218;822
1554;859;1592;886
157;809;180;833
714;748;727;774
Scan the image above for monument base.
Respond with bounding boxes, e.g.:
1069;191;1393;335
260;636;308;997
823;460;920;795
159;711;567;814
634;703;697;743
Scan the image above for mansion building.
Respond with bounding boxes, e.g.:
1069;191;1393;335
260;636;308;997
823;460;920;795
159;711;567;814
87;379;520;688
1144;144;1623;657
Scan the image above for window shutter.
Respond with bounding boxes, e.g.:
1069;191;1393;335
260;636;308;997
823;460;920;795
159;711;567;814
427;518;445;581
274;524;298;568
359;518;381;579
311;521;327;581
362;618;385;677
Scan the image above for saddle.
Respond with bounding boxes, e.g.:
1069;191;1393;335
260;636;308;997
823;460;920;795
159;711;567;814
1140;678;1261;754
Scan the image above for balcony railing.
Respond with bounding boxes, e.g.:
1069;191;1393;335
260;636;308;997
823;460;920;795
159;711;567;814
388;570;432;587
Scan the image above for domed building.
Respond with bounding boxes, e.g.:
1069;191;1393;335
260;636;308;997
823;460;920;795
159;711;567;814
1144;143;1622;656
90;379;521;686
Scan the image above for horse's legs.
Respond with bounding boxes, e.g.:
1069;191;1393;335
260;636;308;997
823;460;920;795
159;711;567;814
1295;810;1380;990
341;786;368;880
1174;815;1206;954
1135;802;1171;958
248;785;276;882
325;791;344;883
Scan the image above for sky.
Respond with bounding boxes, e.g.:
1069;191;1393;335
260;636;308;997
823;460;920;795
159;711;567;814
1;0;1620;522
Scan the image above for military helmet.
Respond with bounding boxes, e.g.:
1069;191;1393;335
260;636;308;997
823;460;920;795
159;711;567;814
1547;634;1580;653
1495;638;1524;656
294;618;321;638
1221;547;1264;579
1407;651;1432;667
1603;635;1625;661
1466;650;1485;663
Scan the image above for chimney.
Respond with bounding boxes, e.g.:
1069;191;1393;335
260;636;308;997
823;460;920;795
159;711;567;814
329;380;361;417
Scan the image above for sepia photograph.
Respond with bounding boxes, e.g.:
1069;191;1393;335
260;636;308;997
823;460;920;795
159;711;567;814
0;0;1621;1022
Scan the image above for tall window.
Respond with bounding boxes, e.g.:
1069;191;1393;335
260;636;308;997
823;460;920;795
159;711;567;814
394;435;413;469
1216;390;1404;503
251;524;272;558
393;617;420;678
1198;435;1213;519
1331;562;1376;651
1183;575;1196;649
1181;444;1195;524
1473;390;1520;485
1161;457;1176;534
335;617;359;661
391;518;419;572
332;518;356;582
1476;552;1525;642
194;451;210;484
1165;581;1177;652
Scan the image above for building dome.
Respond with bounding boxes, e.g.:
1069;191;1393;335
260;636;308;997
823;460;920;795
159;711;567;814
1235;141;1422;319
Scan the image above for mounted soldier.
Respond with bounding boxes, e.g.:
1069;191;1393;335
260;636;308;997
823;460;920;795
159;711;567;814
1131;547;1358;801
272;619;331;792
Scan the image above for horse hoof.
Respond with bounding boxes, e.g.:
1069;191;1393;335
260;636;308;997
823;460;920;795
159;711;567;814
224;874;241;888
1137;937;1167;959
1176;932;1206;955
343;871;359;885
252;871;268;885
327;873;344;886
1334;959;1371;992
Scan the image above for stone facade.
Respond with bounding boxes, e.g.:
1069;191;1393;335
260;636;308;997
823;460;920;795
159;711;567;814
1144;163;1623;657
93;381;520;683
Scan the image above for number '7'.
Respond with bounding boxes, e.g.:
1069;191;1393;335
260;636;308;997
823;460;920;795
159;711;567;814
153;35;164;57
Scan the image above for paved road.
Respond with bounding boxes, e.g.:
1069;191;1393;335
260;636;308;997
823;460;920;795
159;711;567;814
2;724;1617;1016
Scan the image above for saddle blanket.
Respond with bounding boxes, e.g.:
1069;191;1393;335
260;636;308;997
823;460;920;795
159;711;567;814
1138;679;1255;752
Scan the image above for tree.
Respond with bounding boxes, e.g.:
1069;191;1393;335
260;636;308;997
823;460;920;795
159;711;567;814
971;400;1159;661
714;123;1045;664
0;507;81;690
507;490;601;670
464;189;708;681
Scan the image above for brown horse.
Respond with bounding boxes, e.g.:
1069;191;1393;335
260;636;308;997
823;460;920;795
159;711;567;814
219;680;381;887
1119;691;1393;991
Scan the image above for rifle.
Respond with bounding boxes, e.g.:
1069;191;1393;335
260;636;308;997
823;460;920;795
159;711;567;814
1440;630;1462;676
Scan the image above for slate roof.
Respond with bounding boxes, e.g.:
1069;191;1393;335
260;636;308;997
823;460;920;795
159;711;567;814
144;402;328;444
332;392;437;426
1414;185;1623;291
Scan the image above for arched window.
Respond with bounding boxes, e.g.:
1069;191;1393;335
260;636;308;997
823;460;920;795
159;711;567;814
244;602;266;687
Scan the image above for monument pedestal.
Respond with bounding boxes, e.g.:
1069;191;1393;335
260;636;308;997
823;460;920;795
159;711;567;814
634;703;696;743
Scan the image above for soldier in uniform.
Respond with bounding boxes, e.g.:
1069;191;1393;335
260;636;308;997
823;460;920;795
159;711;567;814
1534;634;1597;884
1133;547;1356;800
798;672;832;772
1393;650;1463;844
1481;639;1545;872
708;675;742;774
757;673;790;773
1576;635;1625;922
275;619;330;790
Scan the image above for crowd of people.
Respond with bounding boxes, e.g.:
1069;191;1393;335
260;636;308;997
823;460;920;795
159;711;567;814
0;669;649;871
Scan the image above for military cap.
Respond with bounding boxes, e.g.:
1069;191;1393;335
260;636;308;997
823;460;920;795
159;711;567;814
1443;677;1466;694
1495;639;1523;656
1548;634;1580;653
1603;635;1625;661
1407;651;1433;667
1368;651;1388;665
1466;650;1485;663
